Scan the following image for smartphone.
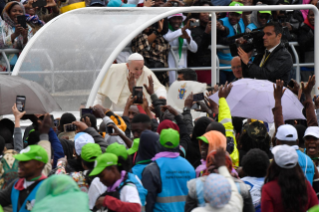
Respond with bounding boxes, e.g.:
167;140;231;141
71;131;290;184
193;93;204;102
17;15;27;29
16;95;26;112
133;86;143;104
288;80;294;88
81;108;93;117
54;119;59;128
32;0;47;8
190;19;200;27
64;123;77;132
107;126;114;134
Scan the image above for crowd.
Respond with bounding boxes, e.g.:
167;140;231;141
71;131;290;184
0;0;317;85
0;0;318;210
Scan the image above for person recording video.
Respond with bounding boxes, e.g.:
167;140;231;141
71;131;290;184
238;21;293;85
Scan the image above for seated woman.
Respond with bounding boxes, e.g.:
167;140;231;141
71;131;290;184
0;2;33;72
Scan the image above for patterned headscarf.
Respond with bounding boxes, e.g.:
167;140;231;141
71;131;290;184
204;173;231;208
25;14;45;26
2;2;26;27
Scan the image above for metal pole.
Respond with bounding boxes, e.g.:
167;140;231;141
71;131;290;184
211;12;217;86
314;7;319;95
289;43;300;83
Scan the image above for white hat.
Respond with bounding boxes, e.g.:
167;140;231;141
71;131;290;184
167;13;186;21
74;132;95;155
128;53;144;61
271;145;298;169
275;124;297;142
304;126;319;139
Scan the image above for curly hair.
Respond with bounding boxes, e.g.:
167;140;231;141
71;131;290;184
240;130;271;155
264;161;308;212
242;149;269;177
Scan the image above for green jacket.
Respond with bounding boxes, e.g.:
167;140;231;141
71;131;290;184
218;97;239;167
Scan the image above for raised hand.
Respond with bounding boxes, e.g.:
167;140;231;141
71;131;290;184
143;75;154;95
301;75;315;98
273;80;286;101
218;81;233;99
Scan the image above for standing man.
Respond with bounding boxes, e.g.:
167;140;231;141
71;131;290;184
142;129;195;212
95;53;167;110
238;22;293;85
0;145;48;211
164;13;198;84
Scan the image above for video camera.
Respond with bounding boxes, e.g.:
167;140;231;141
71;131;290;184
228;26;290;57
277;10;294;24
228;29;265;57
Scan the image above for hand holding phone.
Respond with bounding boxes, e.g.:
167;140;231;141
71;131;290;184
193;93;204;102
16;95;26;112
64;123;77;132
32;0;47;8
190;19;200;27
133;86;143;104
17;15;27;29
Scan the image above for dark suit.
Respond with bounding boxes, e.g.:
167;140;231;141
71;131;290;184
242;43;293;85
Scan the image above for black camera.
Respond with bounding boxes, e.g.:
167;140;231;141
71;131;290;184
171;1;179;6
278;10;293;23
228;29;265;57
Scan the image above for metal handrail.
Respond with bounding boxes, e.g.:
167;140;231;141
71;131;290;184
0;42;312;83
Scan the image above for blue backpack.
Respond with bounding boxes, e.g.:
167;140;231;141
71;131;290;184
119;172;148;206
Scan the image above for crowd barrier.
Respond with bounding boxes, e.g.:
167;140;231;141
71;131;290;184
0;42;314;84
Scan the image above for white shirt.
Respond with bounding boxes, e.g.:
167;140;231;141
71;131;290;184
268;42;281;53
88;176;142;210
163;28;198;84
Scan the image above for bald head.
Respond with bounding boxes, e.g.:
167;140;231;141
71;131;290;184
128;105;140;123
231;57;242;79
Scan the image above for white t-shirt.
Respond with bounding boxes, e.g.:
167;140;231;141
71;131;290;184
88;177;107;210
88;176;142;210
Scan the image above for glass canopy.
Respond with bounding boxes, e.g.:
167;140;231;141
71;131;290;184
13;5;318;111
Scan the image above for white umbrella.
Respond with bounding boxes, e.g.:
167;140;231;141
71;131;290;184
0;75;61;115
210;79;305;123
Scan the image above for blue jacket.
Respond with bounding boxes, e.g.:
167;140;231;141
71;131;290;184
142;156;196;212
154;156;195;212
11;180;44;212
217;17;245;71
297;149;315;185
246;23;257;31
132;163;148;181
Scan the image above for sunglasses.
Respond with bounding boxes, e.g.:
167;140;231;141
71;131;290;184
259;15;270;20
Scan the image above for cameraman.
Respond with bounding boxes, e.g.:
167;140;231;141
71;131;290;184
273;0;304;41
238;21;292;84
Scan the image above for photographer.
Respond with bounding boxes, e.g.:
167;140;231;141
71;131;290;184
217;1;245;84
238;21;293;85
163;13;198;84
273;0;304;41
0;2;33;72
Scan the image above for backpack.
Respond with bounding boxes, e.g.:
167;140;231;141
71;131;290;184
0;150;19;189
119;172;148;206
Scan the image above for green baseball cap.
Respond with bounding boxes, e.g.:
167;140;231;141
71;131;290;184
259;10;272;15
89;153;118;176
197;136;209;144
229;1;243;14
106;142;128;160
127;138;140;155
14;145;48;164
160;129;180;149
81;143;102;162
